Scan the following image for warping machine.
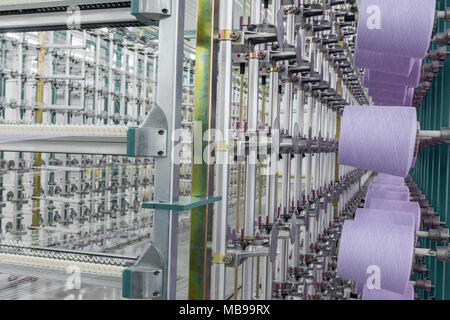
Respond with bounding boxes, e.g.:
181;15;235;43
0;0;448;301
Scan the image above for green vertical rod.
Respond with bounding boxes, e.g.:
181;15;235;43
189;0;218;300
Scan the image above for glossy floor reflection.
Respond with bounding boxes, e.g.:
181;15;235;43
0;208;245;300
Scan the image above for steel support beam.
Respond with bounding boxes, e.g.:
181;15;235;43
243;0;262;301
189;0;219;300
151;0;185;300
211;0;234;300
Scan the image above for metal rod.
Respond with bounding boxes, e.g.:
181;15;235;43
416;231;430;238
243;0;261;301
415;248;436;257
152;0;185;300
32;31;46;228
418;130;441;139
211;0;234;300
189;0;218;300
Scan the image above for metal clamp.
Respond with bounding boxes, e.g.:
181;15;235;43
122;244;163;299
127;103;168;157
436;245;450;262
132;0;172;24
219;30;240;41
224;227;279;268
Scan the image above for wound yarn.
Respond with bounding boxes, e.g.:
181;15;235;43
354;41;414;76
368;183;409;194
367;59;422;88
362;283;414;300
372;97;406;107
337;220;415;294
364;190;410;208
368;198;421;232
373;175;405;185
404;88;415;107
338;106;417;177
368;88;408;102
354;208;415;231
363;79;408;94
356;0;435;59
411;122;421;168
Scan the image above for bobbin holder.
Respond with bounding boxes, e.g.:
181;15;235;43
436;245;450;262
434;29;450;45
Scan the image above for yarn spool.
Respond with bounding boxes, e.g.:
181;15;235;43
404;88;415;107
372;96;406;106
367;59;422;88
337;220;415;294
338;106;417;177
354;41;414;76
368;183;409;194
364;190;409;208
354;208;415;231
368;199;421;232
371;180;406;187
373;174;405;184
375;174;405;182
364;79;407;94
378;174;405;179
371;179;405;186
356;282;364;295
353;208;418;254
356;0;435;59
362;283;414;300
372;99;406;107
411;122;421;168
375;103;402;107
368;88;408;102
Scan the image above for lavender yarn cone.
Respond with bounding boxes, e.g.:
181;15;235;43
356;0;435;59
338;106;417;177
367;59;422;88
354;42;414;76
368;199;421;232
354;208;415;230
362;283;414;300
364;79;408;94
337;220;415;294
368;183;409;194
369;88;408;102
404;88;415;107
364;190;410;208
373;175;405;185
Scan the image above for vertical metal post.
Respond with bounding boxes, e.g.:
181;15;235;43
32;32;46;228
189;0;219;300
152;0;185;300
334;78;342;218
212;0;234;300
243;0;261;300
264;0;280;300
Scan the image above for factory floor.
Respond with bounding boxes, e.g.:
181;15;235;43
0;217;191;300
0;200;251;300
